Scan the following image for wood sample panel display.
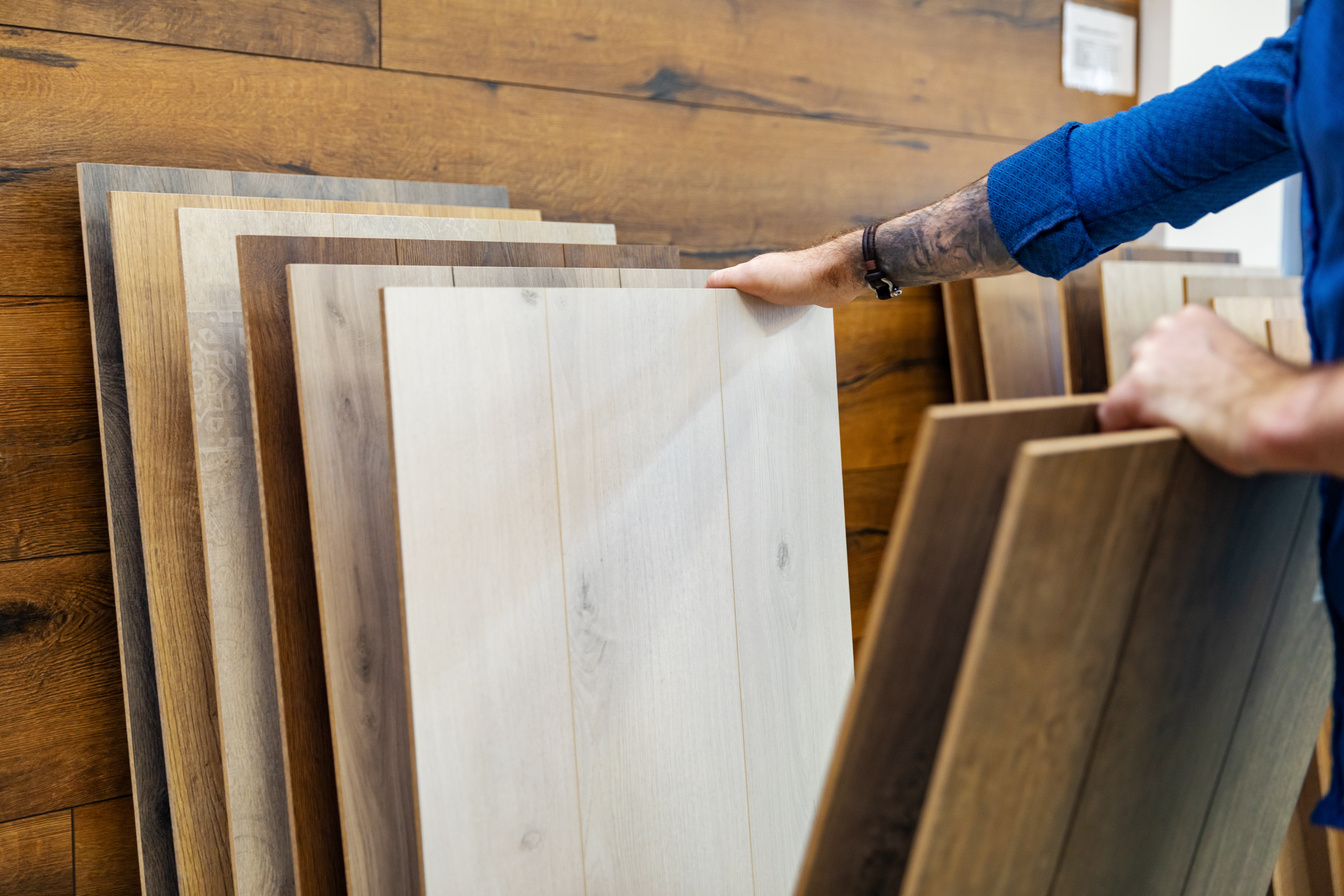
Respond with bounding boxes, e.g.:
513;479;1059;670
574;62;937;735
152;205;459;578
106;191;582;896
75;161;510;895
1184;274;1303;308
172;207;617;895
971;271;1066;399
1100;261;1278;382
381;286;851;892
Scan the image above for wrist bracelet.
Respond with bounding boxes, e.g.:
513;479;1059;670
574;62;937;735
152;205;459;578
862;222;901;301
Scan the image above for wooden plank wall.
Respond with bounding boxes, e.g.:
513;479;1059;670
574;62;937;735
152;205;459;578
0;0;1135;884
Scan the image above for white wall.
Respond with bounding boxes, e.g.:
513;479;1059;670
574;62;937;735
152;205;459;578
1138;0;1290;269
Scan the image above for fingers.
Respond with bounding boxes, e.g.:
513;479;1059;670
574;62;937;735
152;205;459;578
1099;378;1144;432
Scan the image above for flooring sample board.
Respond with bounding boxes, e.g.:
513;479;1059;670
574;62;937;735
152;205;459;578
381;285;849;893
1211;297;1304;349
173;207;619;896
972;272;1066;399
237;241;677;896
1270;317;1315;364
899;429;1182;896
75;161;510;895
795;395;1102;896
1060;247;1238;393
940;280;989;402
1184;274;1303;308
106;192;570;896
1100;261;1278;382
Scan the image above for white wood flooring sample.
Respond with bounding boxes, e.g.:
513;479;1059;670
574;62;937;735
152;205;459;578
381;286;848;894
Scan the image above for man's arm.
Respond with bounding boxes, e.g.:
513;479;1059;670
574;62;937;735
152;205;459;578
705;176;1020;307
1100;306;1344;478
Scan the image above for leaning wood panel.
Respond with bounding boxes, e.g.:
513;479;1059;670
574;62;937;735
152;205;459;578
1273;752;1335;896
2;0;381;64
1049;452;1312;895
972;272;1065;399
1100;262;1278;382
381;0;1134;139
940;280;988;403
383;286;588;894
1210;296;1303;349
0;553;129;824
0;809;72;896
5;26;1013;294
796;396;1101;896
1184;275;1302;308
1269;317;1315;365
74;797;141;896
900;430;1181;896
231;170;511;210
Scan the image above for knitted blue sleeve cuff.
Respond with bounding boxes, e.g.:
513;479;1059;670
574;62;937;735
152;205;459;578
987;123;1101;279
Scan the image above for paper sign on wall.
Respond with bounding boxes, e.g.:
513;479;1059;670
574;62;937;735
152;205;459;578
1062;1;1137;96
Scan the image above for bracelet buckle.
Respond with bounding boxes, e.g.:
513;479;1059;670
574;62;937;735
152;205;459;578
862;222;902;301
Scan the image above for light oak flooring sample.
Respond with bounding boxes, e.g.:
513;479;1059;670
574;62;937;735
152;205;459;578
940;280;988;402
240;241;677;896
381;285;848;893
1099;261;1277;383
76;161;510;896
1211;296;1304;349
107;191;568;896
794;395;1104;896
901;429;1181;896
174;205;616;896
972;272;1065;399
1270;317;1315;364
1184;274;1302;308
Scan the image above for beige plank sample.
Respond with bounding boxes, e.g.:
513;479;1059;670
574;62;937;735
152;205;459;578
1269;317;1315;365
1100;262;1278;382
1211;296;1304;349
1184;274;1302;308
972;272;1065;399
382;286;586;894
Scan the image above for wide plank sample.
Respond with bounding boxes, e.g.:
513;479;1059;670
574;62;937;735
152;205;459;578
1269;317;1315;365
1184;274;1303;308
174;206;618;895
287;263;691;894
940;280;988;402
76;161;509;895
0;809;73;895
1211;297;1304;349
972;272;1065;399
796;395;1102;896
382;285;850;892
1100;261;1278;382
107;191;582;896
900;429;1181;896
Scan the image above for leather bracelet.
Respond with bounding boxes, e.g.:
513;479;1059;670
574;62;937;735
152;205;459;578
862;222;901;301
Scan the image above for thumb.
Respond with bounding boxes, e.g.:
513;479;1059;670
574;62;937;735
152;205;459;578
705;265;741;289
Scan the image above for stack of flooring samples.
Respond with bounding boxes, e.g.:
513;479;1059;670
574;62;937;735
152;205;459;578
80;162;855;894
798;395;1329;896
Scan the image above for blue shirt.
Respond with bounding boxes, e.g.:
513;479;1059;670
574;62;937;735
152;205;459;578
986;1;1344;826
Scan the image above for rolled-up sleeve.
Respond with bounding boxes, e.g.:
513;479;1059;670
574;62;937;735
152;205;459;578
989;20;1301;279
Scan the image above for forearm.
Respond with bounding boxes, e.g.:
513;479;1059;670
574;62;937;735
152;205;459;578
1249;363;1344;478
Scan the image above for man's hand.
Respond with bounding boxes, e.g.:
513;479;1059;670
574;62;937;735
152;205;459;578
1099;305;1315;475
706;236;864;308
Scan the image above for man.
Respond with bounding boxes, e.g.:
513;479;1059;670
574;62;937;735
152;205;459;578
707;6;1344;822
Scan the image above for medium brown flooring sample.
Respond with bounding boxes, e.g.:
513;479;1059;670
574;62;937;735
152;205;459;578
235;239;678;895
972;272;1066;399
796;396;1101;896
900;429;1181;896
107;192;544;896
0;809;73;896
1059;247;1238;393
76;162;509;896
75;797;141;896
940;280;988;402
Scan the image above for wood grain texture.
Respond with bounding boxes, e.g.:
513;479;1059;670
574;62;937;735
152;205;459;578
0;809;72;896
75;161;506;896
900;429;1181;896
1100;262;1278;382
972;272;1065;399
1059;247;1239;393
1270;317;1315;365
6;26;1013;294
562;243;679;269
380;0;1136;140
1049;452;1312;895
1183;488;1331;896
2;0;381;64
1274;752;1334;896
796;396;1101;896
841;464;906;638
74;798;140;896
1211;297;1303;349
1184;275;1302;308
230;171;511;209
940;280;988;403
717;295;852;893
0;554;129;823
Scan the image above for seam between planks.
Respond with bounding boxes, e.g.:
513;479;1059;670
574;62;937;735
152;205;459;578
1174;482;1316;896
